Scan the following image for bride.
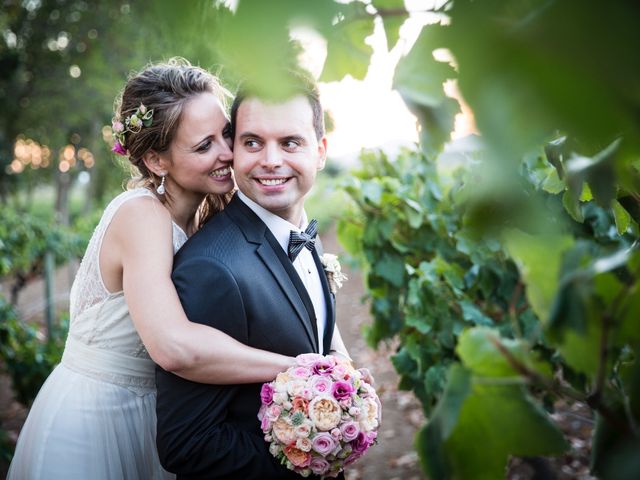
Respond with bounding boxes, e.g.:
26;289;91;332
7;59;297;479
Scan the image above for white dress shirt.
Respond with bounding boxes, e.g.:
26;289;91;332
237;191;327;348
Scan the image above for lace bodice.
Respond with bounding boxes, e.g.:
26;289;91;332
67;188;188;359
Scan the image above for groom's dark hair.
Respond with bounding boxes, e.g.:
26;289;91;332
230;68;324;141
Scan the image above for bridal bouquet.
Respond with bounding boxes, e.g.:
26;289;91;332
258;354;380;478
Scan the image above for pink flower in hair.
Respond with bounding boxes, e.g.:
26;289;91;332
112;140;127;156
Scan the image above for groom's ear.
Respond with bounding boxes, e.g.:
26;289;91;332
141;150;169;177
316;136;327;171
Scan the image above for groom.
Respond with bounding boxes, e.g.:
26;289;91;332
155;71;347;479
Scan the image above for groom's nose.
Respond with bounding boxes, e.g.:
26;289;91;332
261;142;283;169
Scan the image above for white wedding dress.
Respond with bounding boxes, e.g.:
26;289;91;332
8;188;185;480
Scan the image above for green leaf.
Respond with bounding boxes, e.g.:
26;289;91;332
336;216;362;257
563;188;584;222
375;254;406;287
393;25;459;156
556;323;601;377
504;229;574;324
361;180;383;205
217;0;303;99
406;314;432;335
565;139;621;209
542;168;565;194
615;284;640;347
592;406;640;480
320;3;375;81
612;200;631;234
458;300;494;327
372;0;405;49
457;327;528;378
444;383;568;479
580;182;594;202
418;365;472;479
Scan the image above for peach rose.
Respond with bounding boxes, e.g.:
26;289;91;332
308;396;342;431
273;418;297;445
292;397;309;415
284;445;312;468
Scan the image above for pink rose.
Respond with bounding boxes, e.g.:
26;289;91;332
295;423;311;438
309;457;330;475
112;121;124;133
296;353;324;367
340;421;360;442
111;140;127;156
312;358;336;376
351;431;375;454
358;367;375;386
332;380;355;401
332;364;349;379
311;432;337;456
344;452;363;467
330;428;342;441
260;414;272;432
260;383;274;405
266;404;282;421
311;376;333;396
291;366;312;379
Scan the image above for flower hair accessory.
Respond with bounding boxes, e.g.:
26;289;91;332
111;103;154;156
320;253;347;294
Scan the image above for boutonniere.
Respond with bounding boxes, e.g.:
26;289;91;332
320;253;348;294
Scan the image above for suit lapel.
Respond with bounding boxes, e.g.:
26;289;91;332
262;234;319;352
225;195;319;352
312;244;335;355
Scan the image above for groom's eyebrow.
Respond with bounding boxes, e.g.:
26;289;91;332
238;131;262;140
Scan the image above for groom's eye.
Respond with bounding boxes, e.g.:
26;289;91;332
244;139;260;150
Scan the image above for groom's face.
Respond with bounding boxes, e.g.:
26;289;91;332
233;95;327;226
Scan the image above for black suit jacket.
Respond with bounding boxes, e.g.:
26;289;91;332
156;194;337;479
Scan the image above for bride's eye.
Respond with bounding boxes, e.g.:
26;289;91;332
197;140;212;153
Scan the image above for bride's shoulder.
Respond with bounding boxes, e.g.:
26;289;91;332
108;189;172;240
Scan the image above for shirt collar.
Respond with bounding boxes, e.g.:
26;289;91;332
237;191;308;253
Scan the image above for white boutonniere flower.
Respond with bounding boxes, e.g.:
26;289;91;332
320;253;348;294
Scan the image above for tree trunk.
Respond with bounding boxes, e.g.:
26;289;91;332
55;169;71;226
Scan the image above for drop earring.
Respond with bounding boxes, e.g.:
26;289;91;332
157;174;166;195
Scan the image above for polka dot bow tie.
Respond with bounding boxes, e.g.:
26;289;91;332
288;219;318;261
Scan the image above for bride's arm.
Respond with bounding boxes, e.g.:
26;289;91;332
329;325;351;362
107;196;294;384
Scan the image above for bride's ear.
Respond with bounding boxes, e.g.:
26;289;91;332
141;150;168;177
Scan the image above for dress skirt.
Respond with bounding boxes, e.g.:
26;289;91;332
7;348;174;479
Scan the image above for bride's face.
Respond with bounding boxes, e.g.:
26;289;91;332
161;92;235;198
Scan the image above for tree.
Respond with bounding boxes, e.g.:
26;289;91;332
0;0;226;217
